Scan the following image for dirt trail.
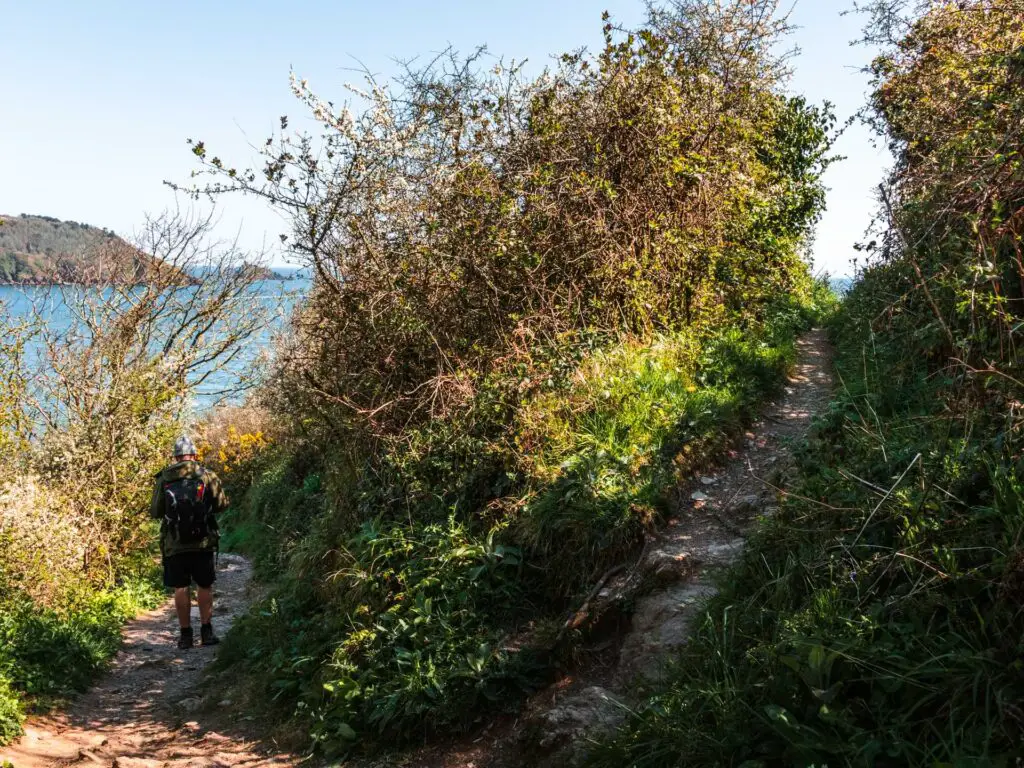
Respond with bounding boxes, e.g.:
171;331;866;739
613;327;835;681
494;328;835;767
0;553;300;768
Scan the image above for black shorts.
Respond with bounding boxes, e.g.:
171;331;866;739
163;551;216;589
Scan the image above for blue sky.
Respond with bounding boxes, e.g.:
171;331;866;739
2;1;887;275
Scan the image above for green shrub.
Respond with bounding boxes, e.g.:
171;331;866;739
514;323;798;595
217;448;327;580
0;575;161;744
185;0;834;441
0;676;24;747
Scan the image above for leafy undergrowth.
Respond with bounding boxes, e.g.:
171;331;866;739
590;271;1024;766
0;574;162;744
213;285;836;756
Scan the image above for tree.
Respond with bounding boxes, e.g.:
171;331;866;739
6;209;277;583
175;0;834;439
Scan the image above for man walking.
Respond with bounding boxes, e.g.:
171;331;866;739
150;435;228;650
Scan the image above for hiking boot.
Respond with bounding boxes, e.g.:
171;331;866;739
178;627;194;650
200;622;220;647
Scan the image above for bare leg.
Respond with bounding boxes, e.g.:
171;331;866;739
197;587;214;624
174;587;192;629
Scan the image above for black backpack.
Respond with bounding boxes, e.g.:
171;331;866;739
162;469;213;545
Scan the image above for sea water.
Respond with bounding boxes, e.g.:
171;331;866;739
0;274;311;413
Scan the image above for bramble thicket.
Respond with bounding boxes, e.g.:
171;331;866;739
180;0;836;754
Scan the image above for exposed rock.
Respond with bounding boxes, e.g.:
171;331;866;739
200;731;232;745
177;696;203;714
697;538;745;566
523;686;628;766
114;758;165;768
10;727;82;759
729;494;762;516
642;547;693;586
617;580;718;683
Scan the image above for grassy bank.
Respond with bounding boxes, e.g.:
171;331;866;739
212;284;835;756
0;574;161;743
591;266;1024;765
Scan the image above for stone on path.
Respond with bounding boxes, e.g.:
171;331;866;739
617;580;719;683
521;686;628;767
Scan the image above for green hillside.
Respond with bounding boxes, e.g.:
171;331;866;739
0;213;142;284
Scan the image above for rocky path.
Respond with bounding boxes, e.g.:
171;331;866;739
0;554;300;768
508;328;835;766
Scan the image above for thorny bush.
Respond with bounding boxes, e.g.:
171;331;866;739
183;0;835;437
194;0;837;756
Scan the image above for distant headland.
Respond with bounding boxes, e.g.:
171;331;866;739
235;262;296;281
0;213;196;286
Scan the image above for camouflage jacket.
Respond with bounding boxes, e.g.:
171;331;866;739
149;461;228;557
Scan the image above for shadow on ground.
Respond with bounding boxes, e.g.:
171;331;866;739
0;553;304;768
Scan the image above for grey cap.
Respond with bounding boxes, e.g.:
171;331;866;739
173;435;197;458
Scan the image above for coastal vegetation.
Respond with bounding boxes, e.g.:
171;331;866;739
591;0;1024;763
0;213;199;285
0;214;116;283
6;0;1018;763
180;0;836;755
0;211;273;740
